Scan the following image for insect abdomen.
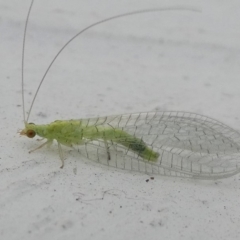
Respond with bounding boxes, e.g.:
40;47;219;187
80;124;159;161
100;128;159;162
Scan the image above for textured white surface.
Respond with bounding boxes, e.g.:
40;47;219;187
1;0;240;239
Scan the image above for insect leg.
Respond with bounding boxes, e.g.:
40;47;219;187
57;142;65;168
104;140;111;160
29;139;53;154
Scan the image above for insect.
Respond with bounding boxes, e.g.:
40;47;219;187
20;0;240;179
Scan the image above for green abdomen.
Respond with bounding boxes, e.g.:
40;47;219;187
83;126;159;162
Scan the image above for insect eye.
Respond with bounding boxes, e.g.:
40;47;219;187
26;130;36;138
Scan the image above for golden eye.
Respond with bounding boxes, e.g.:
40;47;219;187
26;129;36;138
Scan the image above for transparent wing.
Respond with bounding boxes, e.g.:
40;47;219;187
75;111;240;179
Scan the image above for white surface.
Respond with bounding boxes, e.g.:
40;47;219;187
1;0;240;239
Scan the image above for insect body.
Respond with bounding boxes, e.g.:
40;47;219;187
20;118;159;168
20;1;240;179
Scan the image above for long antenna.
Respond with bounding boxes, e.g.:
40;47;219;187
22;0;34;124
24;4;200;122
